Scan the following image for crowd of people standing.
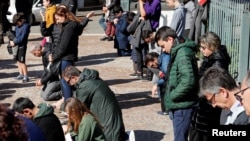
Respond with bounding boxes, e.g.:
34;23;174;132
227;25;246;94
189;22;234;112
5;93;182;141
1;0;250;141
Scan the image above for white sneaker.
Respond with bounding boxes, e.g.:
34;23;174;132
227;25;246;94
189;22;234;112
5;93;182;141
126;130;135;141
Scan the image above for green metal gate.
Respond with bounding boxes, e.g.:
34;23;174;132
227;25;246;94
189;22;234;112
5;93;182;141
208;0;250;82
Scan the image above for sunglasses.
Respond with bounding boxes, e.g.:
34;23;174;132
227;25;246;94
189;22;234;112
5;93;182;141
234;87;250;102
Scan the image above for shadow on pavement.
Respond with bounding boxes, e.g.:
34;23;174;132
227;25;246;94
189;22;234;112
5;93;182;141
0;82;35;90
78;52;117;60
106;78;136;86
0;69;43;79
0;90;16;100
28;36;43;42
133;130;165;141
77;53;117;66
116;91;160;109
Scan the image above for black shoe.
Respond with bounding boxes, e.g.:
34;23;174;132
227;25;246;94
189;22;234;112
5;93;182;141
100;36;108;41
107;37;113;41
137;75;149;82
129;72;137;77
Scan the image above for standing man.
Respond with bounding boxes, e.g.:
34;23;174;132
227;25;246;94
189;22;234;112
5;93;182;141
62;66;128;141
61;0;78;15
166;0;186;37
155;26;199;141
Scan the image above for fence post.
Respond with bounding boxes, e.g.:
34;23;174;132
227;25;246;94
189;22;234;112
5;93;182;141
238;11;250;82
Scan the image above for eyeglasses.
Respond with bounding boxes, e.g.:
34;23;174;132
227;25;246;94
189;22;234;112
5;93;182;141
207;93;217;105
234;87;250;102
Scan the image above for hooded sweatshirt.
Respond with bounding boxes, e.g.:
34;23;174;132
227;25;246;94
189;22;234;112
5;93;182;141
33;103;65;141
76;68;127;141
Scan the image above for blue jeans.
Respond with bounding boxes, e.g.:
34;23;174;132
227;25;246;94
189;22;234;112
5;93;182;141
60;60;73;101
169;108;194;141
99;14;107;31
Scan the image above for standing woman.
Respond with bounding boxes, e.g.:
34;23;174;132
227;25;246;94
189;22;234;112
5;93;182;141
48;7;87;103
189;31;231;141
64;98;106;141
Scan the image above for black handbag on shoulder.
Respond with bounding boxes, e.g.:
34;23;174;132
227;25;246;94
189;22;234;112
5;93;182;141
47;60;62;75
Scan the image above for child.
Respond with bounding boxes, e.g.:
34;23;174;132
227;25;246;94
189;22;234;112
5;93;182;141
113;6;132;56
10;13;30;82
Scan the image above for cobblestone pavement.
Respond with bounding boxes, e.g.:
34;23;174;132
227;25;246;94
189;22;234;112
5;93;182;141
0;35;173;141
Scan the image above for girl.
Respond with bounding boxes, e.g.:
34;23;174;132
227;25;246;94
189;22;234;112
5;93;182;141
64;98;106;141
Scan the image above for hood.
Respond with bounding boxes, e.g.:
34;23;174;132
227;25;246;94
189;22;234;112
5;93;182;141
78;68;100;84
34;103;54;120
171;37;198;56
211;45;231;64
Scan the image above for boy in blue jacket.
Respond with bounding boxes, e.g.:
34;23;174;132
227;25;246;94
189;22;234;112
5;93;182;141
10;13;30;82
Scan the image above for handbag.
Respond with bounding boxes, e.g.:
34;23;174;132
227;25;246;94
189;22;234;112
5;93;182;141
47;60;61;75
7;43;13;55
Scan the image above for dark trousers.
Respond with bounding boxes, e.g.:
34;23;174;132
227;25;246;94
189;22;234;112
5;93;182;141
135;43;148;73
169;108;194;141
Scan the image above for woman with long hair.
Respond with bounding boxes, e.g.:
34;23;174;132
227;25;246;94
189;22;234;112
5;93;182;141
48;6;94;106
64;98;106;141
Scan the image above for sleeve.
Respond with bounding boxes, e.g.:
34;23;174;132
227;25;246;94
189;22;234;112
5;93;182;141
40;22;53;37
144;0;161;17
170;48;198;101
116;17;128;33
52;24;73;61
170;10;183;32
40;71;54;85
76;82;93;109
14;24;30;45
76;18;89;35
77;117;93;141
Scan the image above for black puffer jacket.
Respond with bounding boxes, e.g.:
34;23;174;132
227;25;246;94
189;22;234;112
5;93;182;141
191;45;231;133
198;45;231;77
40;45;59;85
40;22;61;49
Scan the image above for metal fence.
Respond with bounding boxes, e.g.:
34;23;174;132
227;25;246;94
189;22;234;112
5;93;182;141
208;0;250;82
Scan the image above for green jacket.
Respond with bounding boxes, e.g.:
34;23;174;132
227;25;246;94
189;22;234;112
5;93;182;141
164;38;199;111
72;114;106;141
76;68;127;141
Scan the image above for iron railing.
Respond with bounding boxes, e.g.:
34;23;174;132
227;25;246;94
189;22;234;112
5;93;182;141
208;0;250;82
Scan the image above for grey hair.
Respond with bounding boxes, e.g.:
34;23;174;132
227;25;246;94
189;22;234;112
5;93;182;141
199;67;237;96
30;43;42;53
